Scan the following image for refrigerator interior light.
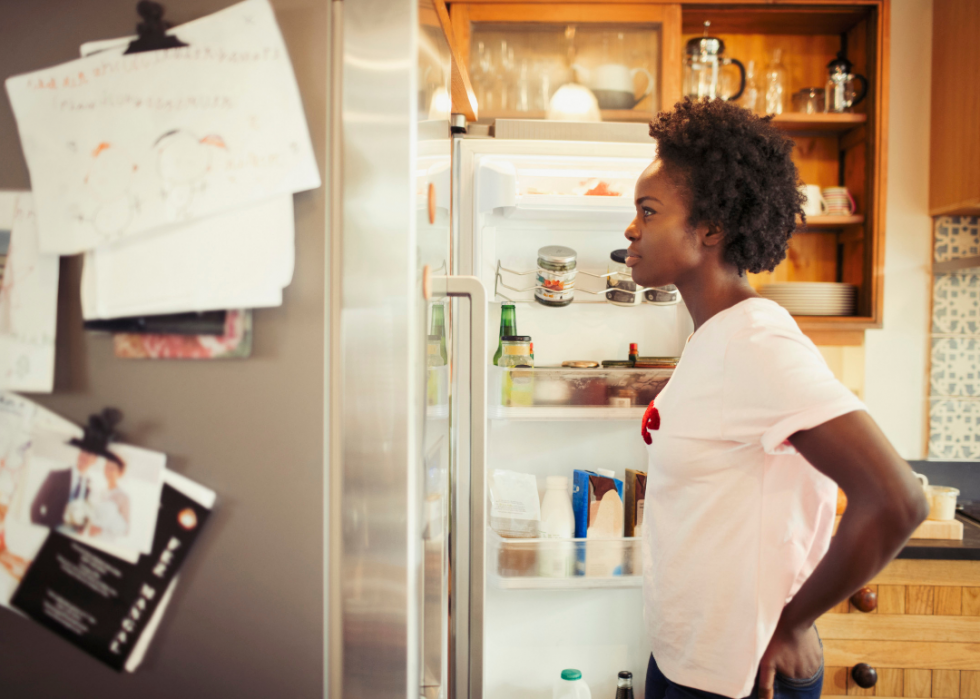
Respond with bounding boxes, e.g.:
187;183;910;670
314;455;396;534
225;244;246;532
547;83;602;122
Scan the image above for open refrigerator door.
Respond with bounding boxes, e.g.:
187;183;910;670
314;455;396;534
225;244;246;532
452;136;695;699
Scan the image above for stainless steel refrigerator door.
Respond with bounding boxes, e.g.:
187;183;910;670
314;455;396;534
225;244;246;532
329;0;430;696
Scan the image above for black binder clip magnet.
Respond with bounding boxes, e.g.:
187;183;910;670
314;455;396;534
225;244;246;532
125;1;188;55
69;408;124;466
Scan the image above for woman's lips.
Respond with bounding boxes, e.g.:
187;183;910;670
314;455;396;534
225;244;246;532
625;254;640;267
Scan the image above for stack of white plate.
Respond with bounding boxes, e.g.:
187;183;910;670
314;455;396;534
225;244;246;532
760;282;857;316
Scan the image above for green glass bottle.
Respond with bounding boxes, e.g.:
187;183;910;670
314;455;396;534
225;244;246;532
493;304;517;366
430;304;448;365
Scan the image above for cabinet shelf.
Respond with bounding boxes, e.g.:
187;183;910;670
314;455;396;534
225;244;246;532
934;256;980;274
797;214;865;229
771;113;867;133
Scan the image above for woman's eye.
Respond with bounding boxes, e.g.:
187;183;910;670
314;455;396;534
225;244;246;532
642;207;655;217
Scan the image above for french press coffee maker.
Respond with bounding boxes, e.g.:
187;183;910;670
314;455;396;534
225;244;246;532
825;51;868;113
683;21;746;102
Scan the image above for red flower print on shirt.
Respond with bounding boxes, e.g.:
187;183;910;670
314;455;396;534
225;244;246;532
641;400;661;445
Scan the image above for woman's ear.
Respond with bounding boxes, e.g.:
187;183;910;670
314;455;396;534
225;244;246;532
699;222;725;248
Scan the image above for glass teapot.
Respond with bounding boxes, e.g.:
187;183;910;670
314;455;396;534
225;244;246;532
683;21;746;102
825;52;868;113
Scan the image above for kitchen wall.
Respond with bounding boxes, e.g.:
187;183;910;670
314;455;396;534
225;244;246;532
863;0;934;460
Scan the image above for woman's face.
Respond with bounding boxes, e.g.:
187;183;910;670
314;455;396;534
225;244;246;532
625;159;704;289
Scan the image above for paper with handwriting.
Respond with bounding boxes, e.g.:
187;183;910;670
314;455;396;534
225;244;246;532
0;193;59;392
5;0;320;255
81;196;293;319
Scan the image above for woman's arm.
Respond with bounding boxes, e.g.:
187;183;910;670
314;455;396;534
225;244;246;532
758;410;929;699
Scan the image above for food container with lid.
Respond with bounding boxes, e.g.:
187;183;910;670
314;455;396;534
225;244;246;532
643;285;681;305
535;246;577;307
499;335;534;406
606;249;641;306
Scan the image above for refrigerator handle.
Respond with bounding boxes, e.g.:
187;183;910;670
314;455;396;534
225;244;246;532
432;275;487;699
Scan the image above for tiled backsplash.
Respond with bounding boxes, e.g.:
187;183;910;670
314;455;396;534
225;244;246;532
929;216;980;460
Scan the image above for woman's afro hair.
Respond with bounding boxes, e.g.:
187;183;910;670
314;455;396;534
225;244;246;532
648;99;806;274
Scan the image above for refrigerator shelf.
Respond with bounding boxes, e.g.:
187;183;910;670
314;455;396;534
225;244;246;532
499;194;635;221
489;405;645;421
489;365;672;420
489;529;643;589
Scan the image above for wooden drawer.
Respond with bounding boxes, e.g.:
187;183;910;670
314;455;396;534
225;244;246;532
817;560;980;698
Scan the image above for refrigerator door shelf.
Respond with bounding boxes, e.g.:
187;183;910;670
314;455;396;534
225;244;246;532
489;365;672;420
489;528;643;590
495;261;658;306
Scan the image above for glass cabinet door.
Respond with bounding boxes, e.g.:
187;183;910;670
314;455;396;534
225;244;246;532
449;4;682;124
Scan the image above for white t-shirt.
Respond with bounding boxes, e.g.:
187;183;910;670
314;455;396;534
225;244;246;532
642;298;865;698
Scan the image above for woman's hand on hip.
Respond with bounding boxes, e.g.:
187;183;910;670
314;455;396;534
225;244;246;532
758;623;822;699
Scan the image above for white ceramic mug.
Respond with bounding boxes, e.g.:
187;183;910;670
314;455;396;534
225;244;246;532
799;184;827;217
925;485;960;521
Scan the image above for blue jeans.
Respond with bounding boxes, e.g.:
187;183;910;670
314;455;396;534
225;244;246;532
645;648;824;699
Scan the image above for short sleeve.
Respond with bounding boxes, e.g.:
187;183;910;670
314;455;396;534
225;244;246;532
722;325;866;454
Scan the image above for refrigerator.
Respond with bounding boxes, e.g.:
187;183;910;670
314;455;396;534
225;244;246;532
333;4;694;699
448;130;694;699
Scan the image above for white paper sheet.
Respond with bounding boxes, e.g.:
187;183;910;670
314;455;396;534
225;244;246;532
81;195;293;319
5;0;320;255
0;193;59;392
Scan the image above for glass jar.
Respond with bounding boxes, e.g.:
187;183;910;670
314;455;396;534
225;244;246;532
606;249;640;306
535;245;577;307
643;285;680;305
499;335;534;407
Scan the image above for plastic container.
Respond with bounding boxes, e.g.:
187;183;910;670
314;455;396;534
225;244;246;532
538;476;575;578
606;249;640;306
554;669;592;699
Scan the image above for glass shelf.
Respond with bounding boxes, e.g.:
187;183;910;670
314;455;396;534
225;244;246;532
489;365;672;420
489;528;643;590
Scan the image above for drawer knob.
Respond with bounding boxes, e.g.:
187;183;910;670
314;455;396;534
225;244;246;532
852;663;878;689
850;586;877;613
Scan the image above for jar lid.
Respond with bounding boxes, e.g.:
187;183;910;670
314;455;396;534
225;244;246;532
427;334;440;341
561;669;582;681
502;335;531;342
538;245;577;265
601;360;633;368
610;249;629;264
561;360;599;368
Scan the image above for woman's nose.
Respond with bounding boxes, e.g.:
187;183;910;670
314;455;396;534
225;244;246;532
625;219;639;241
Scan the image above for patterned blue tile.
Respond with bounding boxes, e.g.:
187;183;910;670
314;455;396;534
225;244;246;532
934;215;980;263
929;398;980;461
933;273;980;334
931;337;980;396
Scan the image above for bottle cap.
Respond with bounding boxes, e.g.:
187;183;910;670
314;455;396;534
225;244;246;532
619;671;633;679
546;476;567;489
428;335;440;341
629;343;638;353
597;468;615;478
502;336;531;342
560;669;582;681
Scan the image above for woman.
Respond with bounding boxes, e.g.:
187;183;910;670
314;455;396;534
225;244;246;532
629;99;928;699
88;457;130;540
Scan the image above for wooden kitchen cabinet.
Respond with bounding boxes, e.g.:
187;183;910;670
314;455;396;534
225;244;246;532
929;0;980;217
446;0;889;338
817;559;980;698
